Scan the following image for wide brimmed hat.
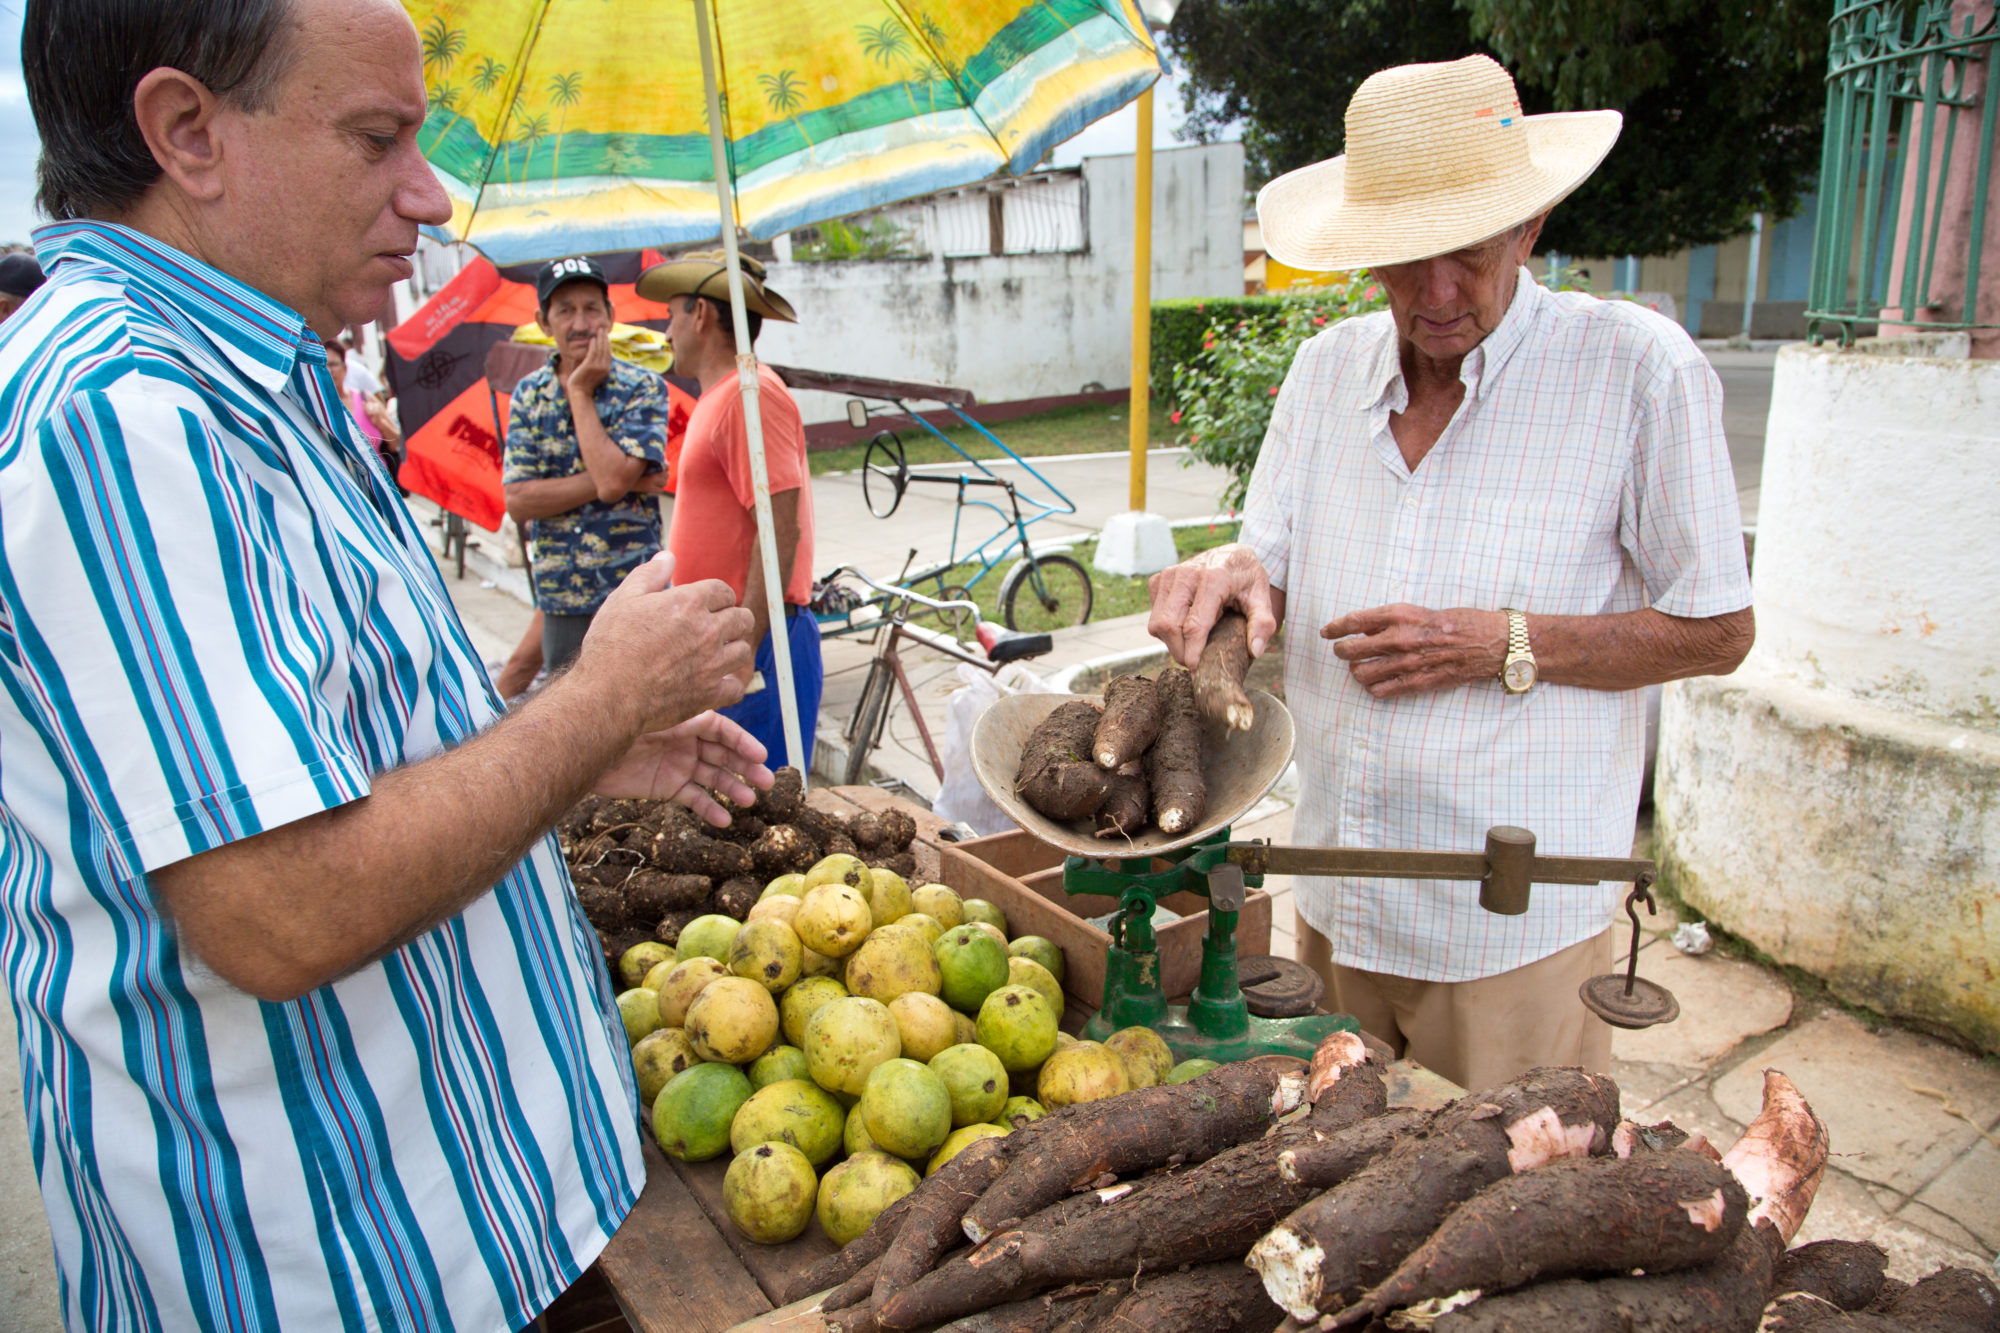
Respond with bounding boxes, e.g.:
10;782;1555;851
636;250;798;323
1258;55;1621;271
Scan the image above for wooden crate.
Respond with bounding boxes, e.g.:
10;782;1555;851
938;829;1271;1012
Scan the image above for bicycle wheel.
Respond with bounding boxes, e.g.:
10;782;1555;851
999;553;1093;633
910;582;975;641
861;432;908;519
843;660;894;785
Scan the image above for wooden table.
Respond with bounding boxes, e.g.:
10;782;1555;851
591;787;1463;1333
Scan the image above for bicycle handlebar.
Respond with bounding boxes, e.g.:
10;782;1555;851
820;565;983;620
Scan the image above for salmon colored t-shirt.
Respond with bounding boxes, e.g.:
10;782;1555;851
669;365;815;607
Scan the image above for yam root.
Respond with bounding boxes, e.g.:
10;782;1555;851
851;811;887;849
1193;610;1256;733
1722;1070;1829;1246
708;813;767;846
744;765;806;824
1435;1219;1782;1333
866;851;917;881
871;1135;1014;1317
642;825;752;880
1015;700;1113;820
1277;1107;1428;1188
651;909;700;947
751;824;819;878
623;870;711;921
1331;1148;1749;1327
792;804;853;850
1098;1261;1285;1333
961;1055;1310;1244
1091;674;1163;770
1766;1267;2000;1332
1147;667;1206;834
877;808;918;850
822;1254;884;1313
710;875;762;920
573;879;627;930
1091;763;1149;839
1771;1240;1890;1312
823;831;861;860
1248;1065;1622;1320
880;1190;1123;1329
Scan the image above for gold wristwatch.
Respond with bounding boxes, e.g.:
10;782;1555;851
1499;608;1537;694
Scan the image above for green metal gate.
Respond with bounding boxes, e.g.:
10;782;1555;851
1807;0;1999;346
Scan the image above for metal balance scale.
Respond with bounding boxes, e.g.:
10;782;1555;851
971;689;1679;1065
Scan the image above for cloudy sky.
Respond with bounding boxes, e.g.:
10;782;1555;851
0;8;1210;248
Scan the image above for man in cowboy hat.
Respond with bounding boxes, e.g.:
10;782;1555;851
1149;55;1754;1091
639;251;822;773
504;254;676;674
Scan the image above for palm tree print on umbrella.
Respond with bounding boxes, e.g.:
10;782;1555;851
420;15;465;75
857;17;943;119
424;82;464;152
759;68;818;156
547;72;584;181
515;111;552;182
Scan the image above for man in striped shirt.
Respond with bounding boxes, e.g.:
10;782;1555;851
3;1;769;1327
1150;58;1754;1092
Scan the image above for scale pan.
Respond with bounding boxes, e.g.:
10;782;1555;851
970;688;1296;859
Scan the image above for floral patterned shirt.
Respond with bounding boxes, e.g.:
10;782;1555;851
503;353;666;614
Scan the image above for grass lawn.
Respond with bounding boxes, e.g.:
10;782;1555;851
809;398;1179;476
911;518;1242;632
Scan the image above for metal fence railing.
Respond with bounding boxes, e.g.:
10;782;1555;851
1807;0;1999;346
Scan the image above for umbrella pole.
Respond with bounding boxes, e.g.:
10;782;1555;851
694;0;809;788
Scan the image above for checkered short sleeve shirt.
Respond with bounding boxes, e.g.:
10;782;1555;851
1243;269;1752;981
0;222;641;1331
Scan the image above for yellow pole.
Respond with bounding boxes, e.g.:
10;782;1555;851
1128;88;1153;512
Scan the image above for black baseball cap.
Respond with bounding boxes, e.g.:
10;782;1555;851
0;253;45;299
535;255;610;308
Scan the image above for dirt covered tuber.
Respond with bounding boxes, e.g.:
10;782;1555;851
1090;674;1162;771
1192;610;1255;733
1091;763;1149;839
623;870;711;921
710;875;762;920
751;824;819;878
1097;1260;1283;1333
1770;1239;1890;1312
1147;666;1206;834
1014;699;1113;821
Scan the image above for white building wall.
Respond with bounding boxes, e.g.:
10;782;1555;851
754;142;1247;426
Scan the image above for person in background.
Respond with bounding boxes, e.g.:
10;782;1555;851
341;330;384;396
503;255;671;674
324;332;401;473
0;251;46;322
641;250;823;773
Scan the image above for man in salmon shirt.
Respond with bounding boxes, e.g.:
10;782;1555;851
641;251;822;772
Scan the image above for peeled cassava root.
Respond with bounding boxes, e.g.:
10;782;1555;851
1014;699;1113;820
1248;1064;1622;1320
1193;609;1256;732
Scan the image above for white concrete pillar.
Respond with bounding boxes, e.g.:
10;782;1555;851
1655;335;2000;1053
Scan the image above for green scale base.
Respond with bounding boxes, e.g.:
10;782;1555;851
1062;831;1358;1064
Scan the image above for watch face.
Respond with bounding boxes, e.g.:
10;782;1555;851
1503;659;1538;692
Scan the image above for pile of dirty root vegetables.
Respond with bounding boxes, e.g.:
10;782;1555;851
791;1033;2000;1333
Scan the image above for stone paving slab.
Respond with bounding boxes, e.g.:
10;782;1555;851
1913;1136;2000;1254
1611;949;1794;1069
1713;1012;2000;1197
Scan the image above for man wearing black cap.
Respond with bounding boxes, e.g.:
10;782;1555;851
503;255;671;673
0;251;46;323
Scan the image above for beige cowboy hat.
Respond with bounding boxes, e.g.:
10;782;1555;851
1257;55;1621;271
636;249;799;323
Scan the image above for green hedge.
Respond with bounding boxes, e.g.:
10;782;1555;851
1151;296;1306;407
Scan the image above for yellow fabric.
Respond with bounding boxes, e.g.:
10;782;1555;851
511;321;674;374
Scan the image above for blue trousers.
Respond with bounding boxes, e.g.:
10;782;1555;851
721;607;824;775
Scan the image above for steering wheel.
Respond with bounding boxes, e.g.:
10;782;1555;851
862;430;910;519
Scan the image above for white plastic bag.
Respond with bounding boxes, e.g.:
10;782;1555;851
929;662;1055;836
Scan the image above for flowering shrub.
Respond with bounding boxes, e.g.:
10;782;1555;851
1171;273;1388;509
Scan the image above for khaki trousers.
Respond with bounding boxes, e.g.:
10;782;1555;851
1297;920;1615;1093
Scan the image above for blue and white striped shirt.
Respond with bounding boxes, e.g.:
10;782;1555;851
0;222;642;1332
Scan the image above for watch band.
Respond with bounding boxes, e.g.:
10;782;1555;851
1503;608;1531;659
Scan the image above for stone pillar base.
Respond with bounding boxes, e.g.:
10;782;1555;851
1656;666;2000;1053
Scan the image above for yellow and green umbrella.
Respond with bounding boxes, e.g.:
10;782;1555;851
407;0;1164;265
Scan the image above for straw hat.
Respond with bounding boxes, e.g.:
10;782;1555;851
1257;55;1621;271
636;249;798;323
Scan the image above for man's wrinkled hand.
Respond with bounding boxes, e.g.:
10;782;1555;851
594;712;773;822
576;553;757;733
566;329;612;398
1322;604;1509;698
1147;542;1279;669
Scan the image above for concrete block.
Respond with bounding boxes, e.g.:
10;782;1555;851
1608;1057;1702;1116
1712;1012;2000;1195
1091;511;1178;577
1611;949;1794;1070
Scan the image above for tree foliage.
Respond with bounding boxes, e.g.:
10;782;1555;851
1168;0;1832;257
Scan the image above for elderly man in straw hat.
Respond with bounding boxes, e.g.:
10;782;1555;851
1150;55;1754;1092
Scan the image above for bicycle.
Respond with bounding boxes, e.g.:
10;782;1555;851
846;397;1094;634
815;566;1053;787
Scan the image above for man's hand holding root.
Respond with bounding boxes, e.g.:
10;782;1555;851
1147;542;1283;669
1323;604;1507;698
